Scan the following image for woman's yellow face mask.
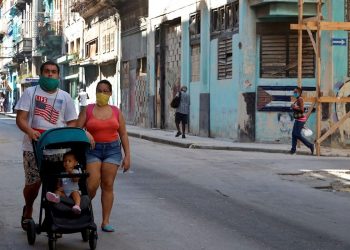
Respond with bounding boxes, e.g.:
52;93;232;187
96;93;110;106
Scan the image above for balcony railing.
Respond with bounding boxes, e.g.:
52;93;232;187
250;0;322;7
16;38;32;54
250;0;321;18
71;0;112;19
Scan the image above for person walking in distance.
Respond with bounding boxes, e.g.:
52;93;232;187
175;85;190;138
290;86;314;155
15;61;78;230
78;88;89;112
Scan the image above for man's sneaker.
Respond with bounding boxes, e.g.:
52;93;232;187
175;131;181;137
182;134;186;139
310;144;314;155
290;150;296;155
46;192;60;203
72;205;81;214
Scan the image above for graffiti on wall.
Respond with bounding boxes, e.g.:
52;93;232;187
335;80;350;144
134;75;148;127
257;86;316;112
277;113;293;135
164;22;182;129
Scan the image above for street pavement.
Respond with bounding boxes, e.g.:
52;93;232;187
3;112;350;157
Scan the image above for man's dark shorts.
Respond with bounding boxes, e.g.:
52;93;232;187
175;112;188;124
23;151;63;185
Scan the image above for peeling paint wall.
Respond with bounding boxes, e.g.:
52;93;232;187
145;0;348;144
119;1;148;126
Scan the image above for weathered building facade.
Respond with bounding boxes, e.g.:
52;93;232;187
67;0;121;106
144;0;350;145
2;0;350;147
116;0;149;126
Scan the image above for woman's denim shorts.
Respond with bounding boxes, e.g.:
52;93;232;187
86;140;122;166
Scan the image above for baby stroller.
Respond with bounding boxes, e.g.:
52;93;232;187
26;127;98;250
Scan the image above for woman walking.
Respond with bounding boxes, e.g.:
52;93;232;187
78;79;131;232
290;87;314;155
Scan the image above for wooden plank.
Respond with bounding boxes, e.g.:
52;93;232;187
306;26;317;55
297;0;303;87
315;0;322;156
319;96;350;103
316;111;350;145
291;96;317;102
291;21;350;31
305;101;316;119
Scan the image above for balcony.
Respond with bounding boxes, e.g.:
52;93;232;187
12;53;25;63
57;53;78;64
16;38;32;54
71;0;113;19
14;0;26;11
250;0;321;19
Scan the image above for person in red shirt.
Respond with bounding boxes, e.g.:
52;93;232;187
77;79;131;232
290;87;314;155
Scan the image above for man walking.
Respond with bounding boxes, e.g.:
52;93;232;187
78;88;89;111
175;85;190;138
15;61;78;230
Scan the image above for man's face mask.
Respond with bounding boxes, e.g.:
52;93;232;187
38;76;59;91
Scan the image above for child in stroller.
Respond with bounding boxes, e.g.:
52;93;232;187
25;127;97;250
46;151;82;214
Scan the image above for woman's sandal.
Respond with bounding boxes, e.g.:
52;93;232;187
101;224;115;232
21;206;32;231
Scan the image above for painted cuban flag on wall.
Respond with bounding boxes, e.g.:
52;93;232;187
257;86;316;112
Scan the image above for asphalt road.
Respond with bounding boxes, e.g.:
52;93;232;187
1;114;350;250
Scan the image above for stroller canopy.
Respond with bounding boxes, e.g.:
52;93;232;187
34;127;90;169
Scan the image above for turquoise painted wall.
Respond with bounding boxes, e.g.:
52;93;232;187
147;0;346;143
208;37;240;139
254;0;346;143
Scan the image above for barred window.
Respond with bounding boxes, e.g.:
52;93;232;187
190;11;201;82
260;33;315;78
218;38;232;80
211;1;239;37
85;39;98;58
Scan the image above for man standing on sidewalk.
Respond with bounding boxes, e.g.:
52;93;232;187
15;61;77;230
175;85;190;138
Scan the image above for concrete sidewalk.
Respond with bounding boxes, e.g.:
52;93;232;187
2;112;349;157
127;125;350;158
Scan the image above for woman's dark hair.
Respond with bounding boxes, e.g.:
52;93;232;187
97;79;112;92
295;86;302;94
40;61;60;75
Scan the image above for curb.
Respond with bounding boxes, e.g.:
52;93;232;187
127;132;307;155
128;132;192;148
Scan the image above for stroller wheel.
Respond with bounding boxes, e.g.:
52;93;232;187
48;238;56;250
81;228;89;242
89;230;98;250
26;219;36;245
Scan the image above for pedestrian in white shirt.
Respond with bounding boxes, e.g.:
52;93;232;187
78;88;89;111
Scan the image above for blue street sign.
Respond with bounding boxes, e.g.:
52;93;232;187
332;38;347;46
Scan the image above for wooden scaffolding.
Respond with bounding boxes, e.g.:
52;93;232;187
290;0;350;155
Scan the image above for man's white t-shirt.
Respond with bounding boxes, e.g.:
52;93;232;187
15;86;78;152
78;91;88;106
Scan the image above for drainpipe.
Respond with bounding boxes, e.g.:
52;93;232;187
31;0;41;75
159;23;166;129
116;13;121;107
